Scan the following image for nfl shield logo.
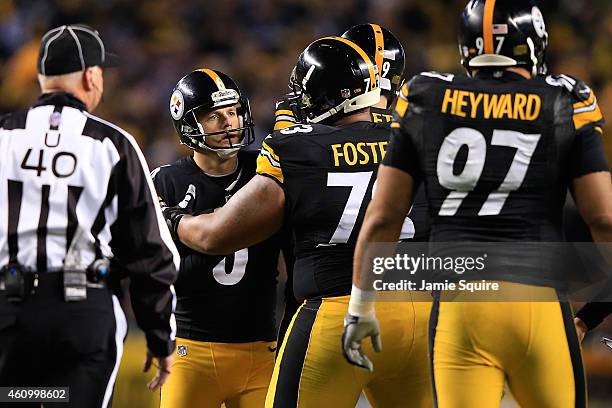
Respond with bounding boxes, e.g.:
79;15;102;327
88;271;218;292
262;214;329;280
177;345;188;357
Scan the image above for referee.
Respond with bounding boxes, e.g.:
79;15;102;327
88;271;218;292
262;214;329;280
0;25;179;407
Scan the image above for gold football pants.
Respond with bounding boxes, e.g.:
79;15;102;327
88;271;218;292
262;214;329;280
266;295;433;408
160;338;276;408
431;283;586;408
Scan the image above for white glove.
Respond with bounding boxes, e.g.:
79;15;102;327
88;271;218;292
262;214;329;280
341;313;382;372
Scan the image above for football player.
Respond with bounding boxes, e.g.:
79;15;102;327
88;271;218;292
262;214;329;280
164;37;433;407
154;69;283;408
341;23;405;123
344;1;612;407
273;23;406;128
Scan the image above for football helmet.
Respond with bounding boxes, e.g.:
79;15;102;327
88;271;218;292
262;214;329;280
169;68;254;157
458;0;548;76
291;36;380;124
342;23;405;101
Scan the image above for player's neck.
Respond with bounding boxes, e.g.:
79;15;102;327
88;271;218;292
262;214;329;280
373;95;388;109
192;150;238;176
333;109;372;126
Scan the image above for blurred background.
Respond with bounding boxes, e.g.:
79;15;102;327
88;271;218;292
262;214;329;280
1;0;611;407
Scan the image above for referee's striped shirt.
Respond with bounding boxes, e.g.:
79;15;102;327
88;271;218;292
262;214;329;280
0;92;180;356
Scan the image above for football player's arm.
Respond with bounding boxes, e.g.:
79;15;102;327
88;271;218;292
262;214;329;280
573;171;612;243
352;165;415;289
572;170;612;337
274;94;298;130
177;175;285;255
569;91;612;336
343;81;423;371
352;82;421;291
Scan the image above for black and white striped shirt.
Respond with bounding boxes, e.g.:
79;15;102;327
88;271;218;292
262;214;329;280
0;92;180;356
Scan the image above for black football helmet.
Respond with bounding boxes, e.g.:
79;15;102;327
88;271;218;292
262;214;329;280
458;0;548;76
170;68;254;157
342;23;405;101
291;36;380;124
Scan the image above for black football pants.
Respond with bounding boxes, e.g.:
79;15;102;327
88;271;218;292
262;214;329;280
0;273;127;407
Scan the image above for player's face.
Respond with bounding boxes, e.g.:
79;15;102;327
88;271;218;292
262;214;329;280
198;105;242;148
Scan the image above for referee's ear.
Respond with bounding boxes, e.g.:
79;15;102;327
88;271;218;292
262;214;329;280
82;66;104;112
82;67;96;92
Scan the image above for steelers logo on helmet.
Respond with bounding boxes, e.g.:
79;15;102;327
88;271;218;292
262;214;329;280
170;90;184;120
531;6;546;38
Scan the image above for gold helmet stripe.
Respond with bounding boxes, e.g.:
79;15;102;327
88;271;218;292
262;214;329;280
321;36;378;92
483;0;497;54
198;68;226;91
370;23;384;75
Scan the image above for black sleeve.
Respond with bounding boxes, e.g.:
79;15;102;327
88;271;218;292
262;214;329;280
383;79;425;184
570;127;609;178
576;302;612;331
384;126;424;183
111;140;179;357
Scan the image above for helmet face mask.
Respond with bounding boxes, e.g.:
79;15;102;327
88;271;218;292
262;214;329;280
291;37;381;125
458;0;548;76
170;69;254;157
342;23;406;101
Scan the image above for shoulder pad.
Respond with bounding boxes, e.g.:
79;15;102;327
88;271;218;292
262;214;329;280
273;123;319;138
544;74;592;102
150;164;171;180
415;71;456;83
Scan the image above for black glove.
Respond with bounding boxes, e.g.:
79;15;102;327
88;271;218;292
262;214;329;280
161;184;196;243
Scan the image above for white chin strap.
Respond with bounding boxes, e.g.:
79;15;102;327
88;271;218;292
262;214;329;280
196;139;241;159
215;147;240;159
309;88;381;124
195;121;242;159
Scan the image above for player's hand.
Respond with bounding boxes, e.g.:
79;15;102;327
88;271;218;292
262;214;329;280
341;313;382;372
143;349;174;391
574;317;588;343
160;184;196;242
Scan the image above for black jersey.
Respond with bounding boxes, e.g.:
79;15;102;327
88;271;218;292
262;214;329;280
370;106;431;241
152;151;282;342
370;106;394;124
384;71;607;284
256;122;416;300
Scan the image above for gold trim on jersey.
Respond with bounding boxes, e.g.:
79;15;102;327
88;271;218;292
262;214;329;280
321;36;378;92
275;109;294;117
257;142;284;184
572;92;595;111
274;121;296;131
198;68;226;91
394;83;410;120
573;106;603;131
483;0;497;54
370;23;384;74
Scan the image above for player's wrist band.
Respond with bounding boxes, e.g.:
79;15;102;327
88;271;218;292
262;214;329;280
348;285;376;318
